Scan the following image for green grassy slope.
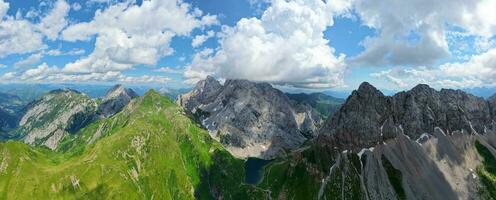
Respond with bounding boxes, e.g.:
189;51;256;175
475;140;496;199
0;90;266;199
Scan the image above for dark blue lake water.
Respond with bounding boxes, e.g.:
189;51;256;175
244;158;272;185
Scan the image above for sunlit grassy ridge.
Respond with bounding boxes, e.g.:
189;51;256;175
475;140;496;199
0;90;265;199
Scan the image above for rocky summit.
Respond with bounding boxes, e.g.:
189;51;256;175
318;82;495;151
258;82;496;199
178;76;322;159
15;89;98;150
13;85;137;150
97;84;138;117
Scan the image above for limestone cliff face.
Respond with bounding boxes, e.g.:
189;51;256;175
315;82;496;199
178;76;322;159
18;89;97;150
489;94;496;124
97;84;138;118
16;85;137;150
318;82;494;151
265;82;496;200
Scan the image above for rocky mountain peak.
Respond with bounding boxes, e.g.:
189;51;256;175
355;81;385;99
103;84;138;101
178;76;222;112
179;77;322;159
98;85;138;117
16;89;97;149
411;83;434;93
357;81;378;92
197;75;222;91
318;82;495;152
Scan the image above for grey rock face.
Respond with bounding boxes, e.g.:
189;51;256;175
489;94;496;120
268;82;496;200
382;133;458;200
15;85;137;150
178;76;222;114
18;89;98;149
178;76;322;159
319;82;495;151
319;82;393;150
97;84;138;117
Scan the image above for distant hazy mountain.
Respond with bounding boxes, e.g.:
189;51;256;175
178;76;322;159
158;87;191;100
0;92;27;138
286;92;345;118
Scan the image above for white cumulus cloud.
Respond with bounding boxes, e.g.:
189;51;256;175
60;0;218;74
36;0;70;40
0;0;70;58
351;0;496;67
191;30;215;48
371;48;496;89
14;53;43;68
184;0;352;88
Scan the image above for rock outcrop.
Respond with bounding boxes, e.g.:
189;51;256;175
178;76;322;159
14;85;137;150
489;94;496;120
319;82;494;151
17;89;97;149
263;82;496;199
97;84;138;117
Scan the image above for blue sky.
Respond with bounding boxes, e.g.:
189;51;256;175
0;0;495;92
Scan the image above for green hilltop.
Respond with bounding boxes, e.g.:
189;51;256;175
0;90;266;199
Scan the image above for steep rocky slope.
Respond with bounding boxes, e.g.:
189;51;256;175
12;85;137;150
178;76;322;159
319;82;494;151
15;89;98;150
258;82;496;200
490;94;496;122
97;84;138;117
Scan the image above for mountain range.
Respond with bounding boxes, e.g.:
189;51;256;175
0;78;495;199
